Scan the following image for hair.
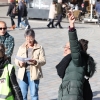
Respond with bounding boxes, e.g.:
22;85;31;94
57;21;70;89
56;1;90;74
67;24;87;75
0;21;7;27
79;39;89;52
0;43;5;57
24;29;35;38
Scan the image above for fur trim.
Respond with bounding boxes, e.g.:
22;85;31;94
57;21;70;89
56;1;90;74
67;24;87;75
86;56;96;78
81;51;96;78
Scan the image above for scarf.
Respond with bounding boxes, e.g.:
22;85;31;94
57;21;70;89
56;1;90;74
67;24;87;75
0;57;9;77
56;51;96;79
56;54;72;79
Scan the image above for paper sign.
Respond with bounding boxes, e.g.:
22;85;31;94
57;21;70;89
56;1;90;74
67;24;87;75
15;56;31;62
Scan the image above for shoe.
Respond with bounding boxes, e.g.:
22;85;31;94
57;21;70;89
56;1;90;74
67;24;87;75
28;25;31;29
54;25;57;28
9;26;14;30
52;26;55;28
12;25;16;29
19;23;22;28
19;27;23;30
47;25;50;28
25;25;29;30
59;26;63;29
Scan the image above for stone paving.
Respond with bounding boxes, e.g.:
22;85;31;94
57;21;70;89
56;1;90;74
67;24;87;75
0;6;100;100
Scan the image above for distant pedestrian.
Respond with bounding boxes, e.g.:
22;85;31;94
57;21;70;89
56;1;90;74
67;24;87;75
15;29;46;100
78;3;86;21
95;0;100;27
19;0;31;30
0;21;14;63
17;0;24;28
7;0;16;30
55;0;63;28
47;0;57;28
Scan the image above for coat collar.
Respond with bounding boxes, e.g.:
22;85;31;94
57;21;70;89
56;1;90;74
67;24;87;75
21;40;41;50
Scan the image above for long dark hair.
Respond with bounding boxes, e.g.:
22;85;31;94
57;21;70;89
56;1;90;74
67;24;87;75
79;39;88;52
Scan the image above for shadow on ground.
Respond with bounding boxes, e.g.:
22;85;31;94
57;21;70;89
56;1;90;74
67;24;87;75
93;91;100;100
50;99;57;100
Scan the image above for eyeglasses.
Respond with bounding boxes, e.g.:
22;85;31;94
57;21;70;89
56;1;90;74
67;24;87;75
0;27;7;30
63;46;70;49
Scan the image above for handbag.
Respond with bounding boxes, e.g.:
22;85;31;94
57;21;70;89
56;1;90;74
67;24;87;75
83;78;93;100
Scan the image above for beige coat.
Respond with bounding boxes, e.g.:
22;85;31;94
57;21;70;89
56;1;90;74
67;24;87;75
15;41;46;81
48;3;57;19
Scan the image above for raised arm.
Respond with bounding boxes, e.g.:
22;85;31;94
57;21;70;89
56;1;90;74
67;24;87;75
67;11;82;66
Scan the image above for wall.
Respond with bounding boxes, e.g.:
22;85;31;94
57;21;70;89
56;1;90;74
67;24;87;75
0;0;8;3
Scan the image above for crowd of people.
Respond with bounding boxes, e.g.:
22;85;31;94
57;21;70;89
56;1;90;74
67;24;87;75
0;0;97;100
7;0;30;30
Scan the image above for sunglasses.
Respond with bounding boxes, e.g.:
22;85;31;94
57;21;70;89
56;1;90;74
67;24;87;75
0;27;7;30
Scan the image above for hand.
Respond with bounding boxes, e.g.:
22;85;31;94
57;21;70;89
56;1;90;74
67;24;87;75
29;59;37;65
19;61;25;67
67;10;75;28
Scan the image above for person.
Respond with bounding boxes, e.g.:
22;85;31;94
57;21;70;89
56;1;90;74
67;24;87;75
7;0;16;30
56;11;96;100
19;0;30;30
47;0;57;28
95;0;100;27
0;21;14;63
0;43;23;100
15;29;46;100
55;0;63;28
78;3;86;21
17;0;25;28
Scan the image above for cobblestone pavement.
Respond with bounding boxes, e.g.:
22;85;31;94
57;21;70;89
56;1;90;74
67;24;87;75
0;6;100;100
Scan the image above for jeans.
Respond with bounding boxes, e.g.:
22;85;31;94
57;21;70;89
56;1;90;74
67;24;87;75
18;14;21;27
19;71;39;100
21;17;30;27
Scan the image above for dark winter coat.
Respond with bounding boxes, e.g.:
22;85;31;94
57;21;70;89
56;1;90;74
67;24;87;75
56;3;63;15
58;29;95;100
22;3;27;17
18;1;25;17
7;2;16;17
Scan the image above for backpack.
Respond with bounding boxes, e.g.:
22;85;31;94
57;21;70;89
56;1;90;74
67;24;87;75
12;5;18;15
83;78;93;100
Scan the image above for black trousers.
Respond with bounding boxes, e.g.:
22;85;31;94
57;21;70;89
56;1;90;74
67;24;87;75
47;19;54;27
55;14;62;27
10;16;15;26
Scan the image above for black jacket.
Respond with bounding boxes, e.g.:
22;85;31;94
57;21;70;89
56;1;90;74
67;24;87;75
0;65;23;100
7;2;16;17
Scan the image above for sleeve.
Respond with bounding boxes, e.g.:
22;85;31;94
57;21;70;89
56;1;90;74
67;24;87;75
10;67;23;100
34;46;46;67
15;46;21;67
7;4;12;16
5;36;15;57
68;29;82;66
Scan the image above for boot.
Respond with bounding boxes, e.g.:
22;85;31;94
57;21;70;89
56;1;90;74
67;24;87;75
10;26;14;30
12;25;16;29
59;23;63;29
